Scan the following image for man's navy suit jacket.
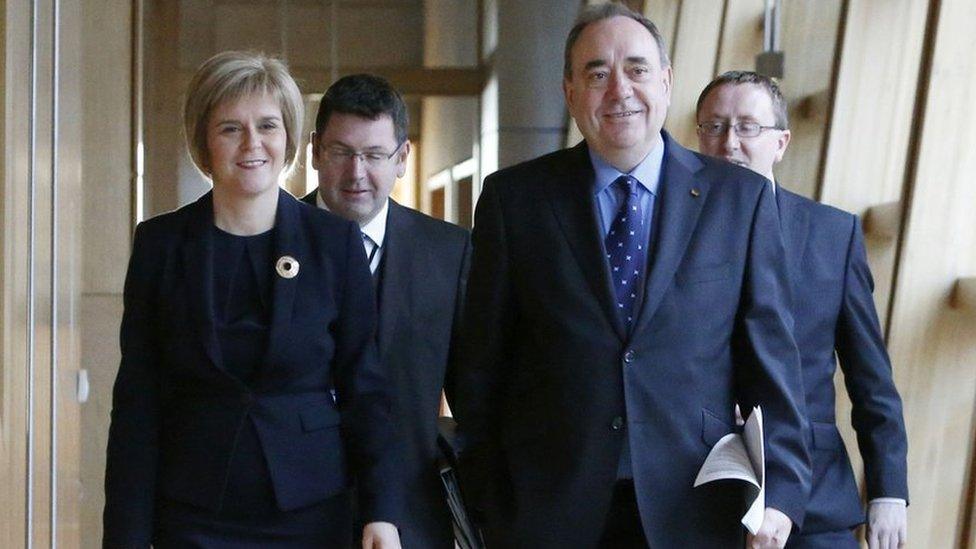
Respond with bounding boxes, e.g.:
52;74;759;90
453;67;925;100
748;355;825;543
103;190;399;547
303;191;471;549
775;187;908;533
453;133;812;548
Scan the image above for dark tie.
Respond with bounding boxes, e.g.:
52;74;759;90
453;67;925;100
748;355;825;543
604;175;645;330
362;233;379;274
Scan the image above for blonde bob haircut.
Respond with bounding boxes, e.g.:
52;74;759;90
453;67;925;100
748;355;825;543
183;51;304;180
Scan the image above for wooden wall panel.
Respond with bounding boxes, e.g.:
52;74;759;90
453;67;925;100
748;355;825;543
663;0;723;147
2;0;85;544
713;0;764;77
773;0;843;200
2;0;33;543
886;0;976;544
968;413;976;549
56;1;84;544
79;0;134;546
816;0;930;514
820;0;929;331
643;0;680;58
143;0;182;217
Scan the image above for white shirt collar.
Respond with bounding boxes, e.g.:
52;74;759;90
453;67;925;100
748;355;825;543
315;190;389;247
360;198;389;248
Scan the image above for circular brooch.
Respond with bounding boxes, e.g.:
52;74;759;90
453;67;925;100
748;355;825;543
275;255;300;279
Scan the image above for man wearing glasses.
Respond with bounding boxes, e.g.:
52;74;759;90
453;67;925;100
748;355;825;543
696;71;909;549
305;73;470;549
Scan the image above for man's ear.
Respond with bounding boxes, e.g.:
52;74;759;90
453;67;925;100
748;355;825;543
662;64;673;106
396;140;412;179
775;129;792;163
563;77;575;111
309;131;321;170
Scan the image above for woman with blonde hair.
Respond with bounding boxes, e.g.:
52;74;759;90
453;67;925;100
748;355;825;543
103;51;401;548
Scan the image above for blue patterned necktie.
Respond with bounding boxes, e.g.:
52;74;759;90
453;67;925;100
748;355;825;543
605;175;645;330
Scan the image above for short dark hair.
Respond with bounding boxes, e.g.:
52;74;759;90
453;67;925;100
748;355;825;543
696;70;790;130
314;73;408;144
564;2;670;79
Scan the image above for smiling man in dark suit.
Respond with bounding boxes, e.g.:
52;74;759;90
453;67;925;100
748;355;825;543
304;74;470;549
451;3;810;548
696;70;909;549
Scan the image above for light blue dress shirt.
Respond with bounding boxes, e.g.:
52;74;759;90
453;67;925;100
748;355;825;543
590;139;664;243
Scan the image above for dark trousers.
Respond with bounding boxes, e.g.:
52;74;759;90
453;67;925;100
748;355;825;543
786;528;859;549
155;492;352;549
598;480;649;548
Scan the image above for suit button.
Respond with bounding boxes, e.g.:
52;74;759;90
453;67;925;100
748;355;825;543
611;416;625;431
623;350;635;364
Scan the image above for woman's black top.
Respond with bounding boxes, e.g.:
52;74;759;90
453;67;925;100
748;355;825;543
212;225;274;384
207;226;277;516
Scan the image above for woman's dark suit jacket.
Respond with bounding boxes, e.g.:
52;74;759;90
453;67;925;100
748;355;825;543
103;190;400;547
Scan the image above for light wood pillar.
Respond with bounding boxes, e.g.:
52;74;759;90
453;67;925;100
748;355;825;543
714;0;764;77
819;0;930;329
773;0;843;200
885;0;976;544
663;0;724;146
143;0;183;216
78;0;134;547
816;0;931;508
643;0;680;55
2;0;84;545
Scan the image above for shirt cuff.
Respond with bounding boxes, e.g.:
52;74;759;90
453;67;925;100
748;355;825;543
869;497;907;506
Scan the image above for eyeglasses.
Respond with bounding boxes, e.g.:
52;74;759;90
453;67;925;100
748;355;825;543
697;121;782;138
322;140;405;167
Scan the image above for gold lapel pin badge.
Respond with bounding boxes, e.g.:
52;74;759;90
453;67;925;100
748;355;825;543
275;255;299;279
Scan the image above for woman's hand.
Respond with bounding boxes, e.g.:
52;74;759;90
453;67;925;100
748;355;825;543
362;521;401;549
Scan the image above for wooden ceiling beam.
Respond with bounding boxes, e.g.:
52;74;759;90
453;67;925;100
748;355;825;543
292;66;487;97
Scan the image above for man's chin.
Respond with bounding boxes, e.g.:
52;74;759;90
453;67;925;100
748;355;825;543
601;135;657;155
346;204;382;226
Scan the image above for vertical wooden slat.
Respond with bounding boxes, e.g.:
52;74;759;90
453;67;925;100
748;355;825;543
642;0;680;57
885;0;976;544
819;2;931;520
713;0;764;77
772;0;843;200
52;0;84;543
963;410;976;548
819;0;930;331
1;0;32;544
143;0;182;216
78;0;135;546
29;0;54;543
664;0;724;147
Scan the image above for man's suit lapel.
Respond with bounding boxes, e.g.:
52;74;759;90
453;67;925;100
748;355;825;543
304;187;399;355
776;187;809;280
182;192;224;372
632;134;710;338
376;201;406;357
260;190;302;378
544;143;627;341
